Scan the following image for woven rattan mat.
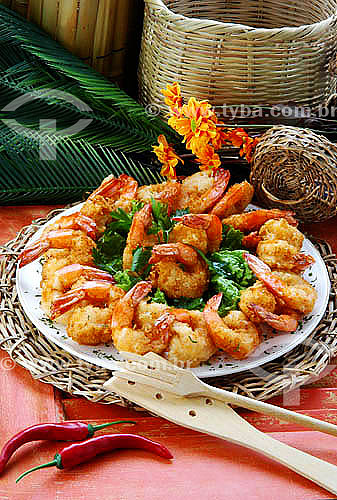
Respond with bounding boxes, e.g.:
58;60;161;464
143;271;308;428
1;208;337;406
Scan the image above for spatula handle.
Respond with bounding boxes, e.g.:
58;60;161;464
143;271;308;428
106;376;337;496
231;424;337;495
201;385;337;437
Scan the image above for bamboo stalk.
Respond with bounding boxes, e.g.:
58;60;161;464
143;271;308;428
55;0;78;53
107;0;132;83
9;0;28;16
75;0;100;61
40;0;60;38
0;0;12;7
92;0;119;76
28;0;43;25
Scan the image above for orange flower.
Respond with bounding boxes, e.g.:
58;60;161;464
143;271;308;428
152;134;183;180
226;128;249;148
195;143;221;173
240;136;260;163
162;82;183;110
168;97;218;154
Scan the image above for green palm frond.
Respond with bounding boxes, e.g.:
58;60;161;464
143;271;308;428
0;6;178;204
0;126;164;204
0;5;176;152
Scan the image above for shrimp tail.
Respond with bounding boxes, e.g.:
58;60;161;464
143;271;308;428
127;281;152;306
244;253;289;302
204;293;223;312
74;214;98;240
292;252;315;273
50;289;86;319
202;169;230;211
242;231;262;249
50;280;112;319
19;240;50;267
153;311;175;345
248;303;298;332
149;242;199;267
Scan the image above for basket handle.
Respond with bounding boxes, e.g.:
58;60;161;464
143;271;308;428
260;182;319;206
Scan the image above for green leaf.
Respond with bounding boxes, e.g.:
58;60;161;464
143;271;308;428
171;296;205;311
131;246;152;274
151;289;168;304
114;270;142;292
210;275;242;315
210;250;255;288
221;225;244;250
148;198;173;242
191;118;197;133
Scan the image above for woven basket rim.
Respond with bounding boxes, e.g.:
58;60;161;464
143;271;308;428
146;0;337;37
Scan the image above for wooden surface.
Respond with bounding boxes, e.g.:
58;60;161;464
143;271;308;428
1;205;337;500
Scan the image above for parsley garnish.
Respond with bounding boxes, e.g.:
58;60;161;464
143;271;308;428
148;198;173;243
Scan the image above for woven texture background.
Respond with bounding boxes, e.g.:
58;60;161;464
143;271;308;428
139;0;337;111
1;209;337;405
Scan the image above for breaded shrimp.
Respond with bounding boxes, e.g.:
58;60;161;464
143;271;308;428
239;280;277;324
41;264;115;313
203;294;260;359
122;203;157;270
256;219;314;273
175;169;230;213
111;281;170;354
137;180;181;214
222;209;298;233
172;213;222;253
50;280;124;320
149;242;209;298
155;309;217;367
210;181;254;219
19;229;96;268
244;253;317;315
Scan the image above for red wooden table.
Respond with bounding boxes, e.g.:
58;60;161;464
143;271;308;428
2;205;337;500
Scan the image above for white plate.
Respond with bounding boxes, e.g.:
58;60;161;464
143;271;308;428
16;204;330;378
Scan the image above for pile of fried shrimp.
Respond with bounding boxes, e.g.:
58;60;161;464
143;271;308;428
18;170;317;368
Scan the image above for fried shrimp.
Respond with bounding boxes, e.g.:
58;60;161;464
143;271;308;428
210;181;254;219
111;281;170;354
256;219;314;273
50;280;123;319
244;253;317;315
155;309;217;367
80;175;138;234
19;229;96;268
203;294;260;359
122;203;157;270
239;280;277;324
137;180;181;214
149;242;209;298
172;213;222;253
175;169;230;213
41;263;114;313
222;209;298;233
49;280;125;344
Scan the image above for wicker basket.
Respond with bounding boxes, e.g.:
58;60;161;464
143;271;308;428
138;0;337;112
250;125;337;222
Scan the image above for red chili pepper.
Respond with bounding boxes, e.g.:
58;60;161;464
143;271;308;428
0;420;135;475
16;433;173;482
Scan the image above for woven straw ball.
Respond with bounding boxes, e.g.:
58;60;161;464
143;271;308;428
250;126;337;222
